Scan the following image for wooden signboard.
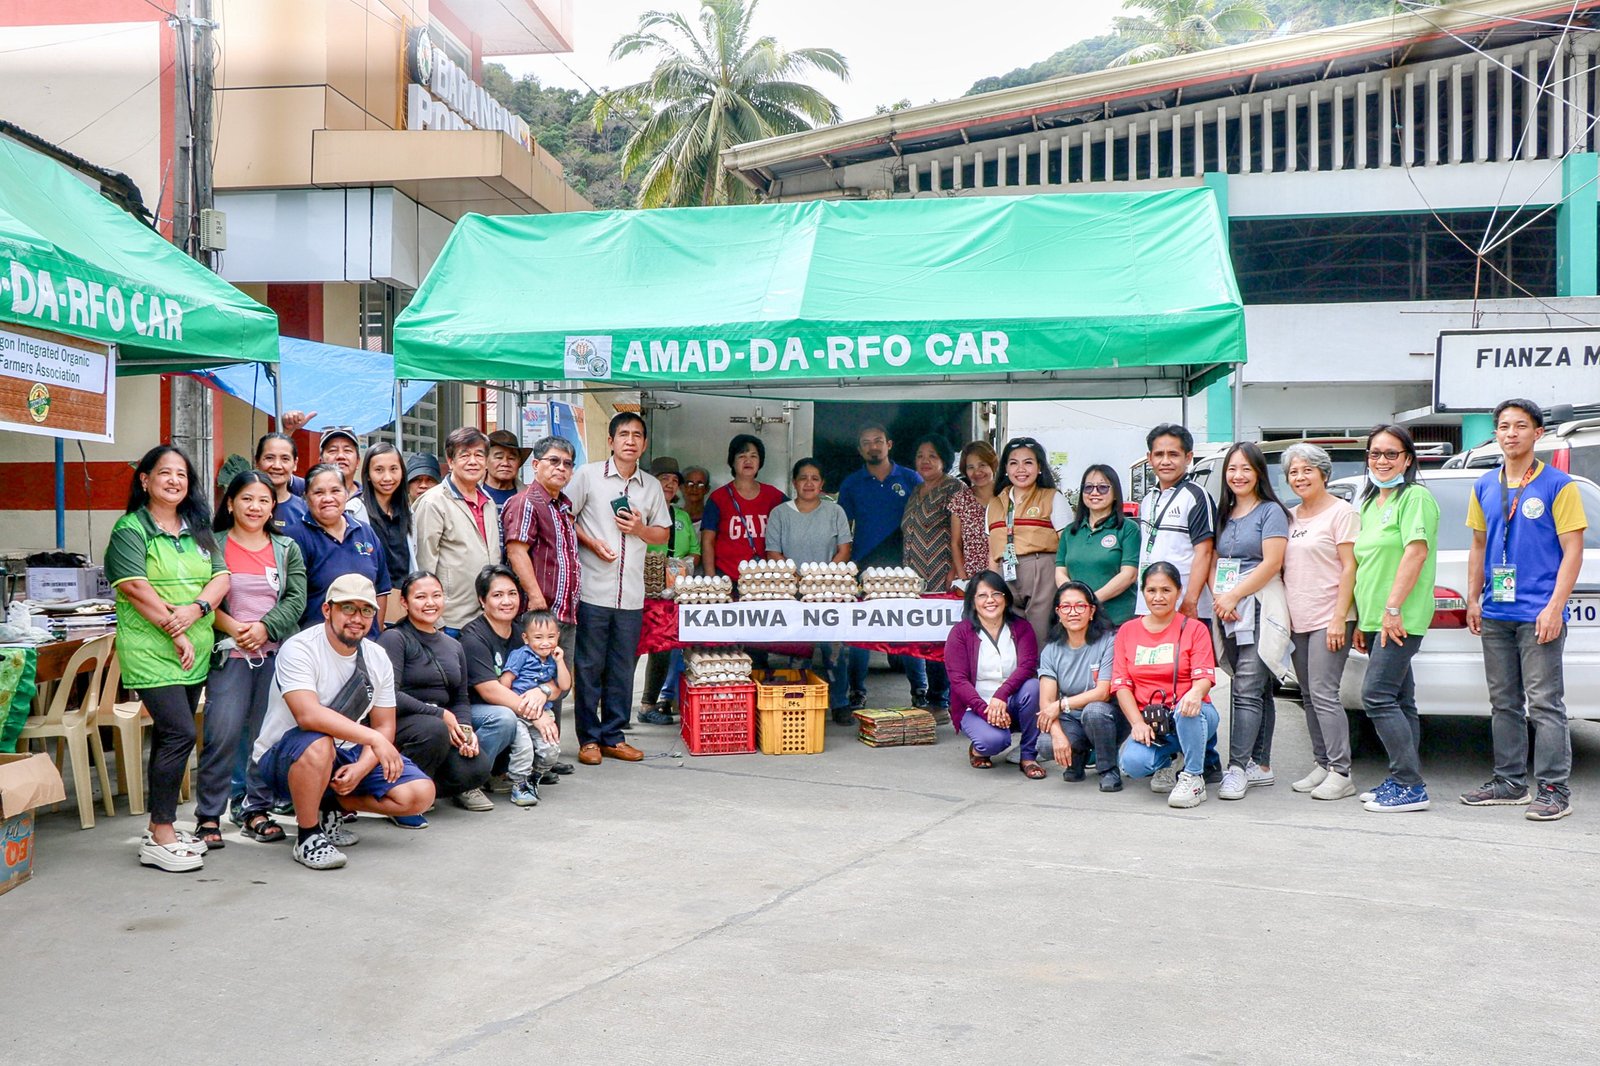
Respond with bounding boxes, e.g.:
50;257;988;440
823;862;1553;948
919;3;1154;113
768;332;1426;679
0;323;115;443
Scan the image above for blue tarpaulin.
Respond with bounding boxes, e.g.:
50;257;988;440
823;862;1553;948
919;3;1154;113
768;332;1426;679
200;336;434;435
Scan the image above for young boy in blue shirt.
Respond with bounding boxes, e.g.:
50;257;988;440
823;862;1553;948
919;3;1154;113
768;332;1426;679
499;611;571;807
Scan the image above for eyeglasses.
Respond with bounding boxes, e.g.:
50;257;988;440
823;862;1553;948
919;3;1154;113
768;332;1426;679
1056;603;1091;613
683;480;708;488
539;456;575;469
334;602;378;619
1367;449;1403;461
1081;484;1112;495
1007;437;1039;448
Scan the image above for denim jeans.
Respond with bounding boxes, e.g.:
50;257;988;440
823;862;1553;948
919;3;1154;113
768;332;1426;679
820;643;848;710
924;660;950;710
1291;626;1354;775
468;703;519;767
196;652;277;821
1482;618;1571;788
393;712;492;798
1360;632;1425;787
1223;634;1276;769
845;647;927;699
958;679;1040;760
1035;700;1127;768
1119;701;1220;777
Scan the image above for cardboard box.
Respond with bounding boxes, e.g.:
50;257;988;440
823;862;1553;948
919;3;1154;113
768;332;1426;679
0;753;67;897
25;566;110;603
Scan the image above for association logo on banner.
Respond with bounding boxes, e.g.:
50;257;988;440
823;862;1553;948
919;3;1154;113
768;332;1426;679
26;383;49;422
564;335;613;380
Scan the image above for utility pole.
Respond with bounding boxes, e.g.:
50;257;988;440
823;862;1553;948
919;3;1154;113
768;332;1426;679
169;0;216;485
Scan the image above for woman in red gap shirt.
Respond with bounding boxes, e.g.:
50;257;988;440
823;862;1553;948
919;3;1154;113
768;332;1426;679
700;434;787;579
1114;561;1221;809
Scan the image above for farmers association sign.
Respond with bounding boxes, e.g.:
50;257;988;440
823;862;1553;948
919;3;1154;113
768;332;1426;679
0;324;115;443
563;329;1012;381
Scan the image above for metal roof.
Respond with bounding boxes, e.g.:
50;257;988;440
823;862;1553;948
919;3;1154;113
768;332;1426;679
722;0;1600;194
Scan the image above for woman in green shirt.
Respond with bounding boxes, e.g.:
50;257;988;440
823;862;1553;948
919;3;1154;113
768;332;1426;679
1055;465;1140;624
1351;424;1439;814
105;445;230;873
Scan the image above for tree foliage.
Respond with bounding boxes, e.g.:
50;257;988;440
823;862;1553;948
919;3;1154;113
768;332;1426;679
480;63;648;211
967;0;1443;94
591;0;849;208
1110;0;1271;66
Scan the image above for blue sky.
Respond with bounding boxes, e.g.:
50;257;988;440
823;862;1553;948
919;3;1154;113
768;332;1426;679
500;0;1129;121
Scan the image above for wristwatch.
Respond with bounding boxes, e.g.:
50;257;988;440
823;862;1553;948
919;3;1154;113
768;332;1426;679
538;683;554;698
1384;606;1401;616
194;599;213;616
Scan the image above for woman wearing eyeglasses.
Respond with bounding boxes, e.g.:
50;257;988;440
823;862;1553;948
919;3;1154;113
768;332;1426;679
945;571;1044;778
201;471;307;848
1054;465;1139;626
1351;424;1440;813
1035;581;1124;790
986;437;1071;648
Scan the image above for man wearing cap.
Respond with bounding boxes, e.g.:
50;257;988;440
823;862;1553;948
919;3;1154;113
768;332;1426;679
640;455;699;724
242;574;434;871
484;430;532;511
407;453;441;504
414;427;502;635
565;412;672;764
320;427;368;523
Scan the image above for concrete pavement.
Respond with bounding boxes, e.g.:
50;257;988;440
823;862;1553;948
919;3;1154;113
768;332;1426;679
4;668;1599;1065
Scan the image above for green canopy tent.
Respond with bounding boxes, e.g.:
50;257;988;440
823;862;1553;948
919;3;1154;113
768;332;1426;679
0;135;278;374
0;134;279;547
393;189;1244;402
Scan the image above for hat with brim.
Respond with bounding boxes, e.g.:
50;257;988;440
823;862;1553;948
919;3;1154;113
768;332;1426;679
649;456;681;477
320;426;359;451
325;573;379;610
406;452;442;484
486;429;534;464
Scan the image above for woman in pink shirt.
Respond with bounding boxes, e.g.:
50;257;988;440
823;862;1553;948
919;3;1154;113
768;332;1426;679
1281;443;1360;801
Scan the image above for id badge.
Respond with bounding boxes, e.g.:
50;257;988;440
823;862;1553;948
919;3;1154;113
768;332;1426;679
1490;565;1518;603
1001;544;1019;582
1215;557;1242;593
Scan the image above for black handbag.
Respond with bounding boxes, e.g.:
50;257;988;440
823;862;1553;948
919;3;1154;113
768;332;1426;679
1139;617;1185;740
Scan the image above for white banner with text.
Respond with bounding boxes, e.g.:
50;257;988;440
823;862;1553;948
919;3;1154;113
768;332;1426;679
676;598;961;644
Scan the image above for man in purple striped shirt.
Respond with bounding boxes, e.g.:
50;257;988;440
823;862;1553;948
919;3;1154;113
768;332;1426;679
502;435;582;710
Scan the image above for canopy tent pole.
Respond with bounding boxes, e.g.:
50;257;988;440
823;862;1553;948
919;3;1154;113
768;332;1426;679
1232;370;1243;442
394;379;405;454
272;363;285;426
54;438;65;550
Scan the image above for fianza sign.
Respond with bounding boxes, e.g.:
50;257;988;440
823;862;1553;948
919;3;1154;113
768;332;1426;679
405;27;532;150
1436;327;1600;411
564;330;1011;381
2;259;184;342
677;598;961;643
0;324;115;443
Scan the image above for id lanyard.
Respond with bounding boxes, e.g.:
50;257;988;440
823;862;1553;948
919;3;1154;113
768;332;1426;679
1499;463;1537;566
1002;487;1035;579
727;488;761;558
1142;486;1184;559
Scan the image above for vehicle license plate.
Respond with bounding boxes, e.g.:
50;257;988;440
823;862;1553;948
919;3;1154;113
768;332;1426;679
1566;596;1600;626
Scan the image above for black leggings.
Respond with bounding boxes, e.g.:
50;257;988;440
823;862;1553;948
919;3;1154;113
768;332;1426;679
137;683;205;825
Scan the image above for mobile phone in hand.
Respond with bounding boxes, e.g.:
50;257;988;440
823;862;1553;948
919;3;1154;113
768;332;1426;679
611;495;633;516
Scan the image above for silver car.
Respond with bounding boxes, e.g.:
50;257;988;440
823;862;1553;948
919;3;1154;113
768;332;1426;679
1335;468;1600;719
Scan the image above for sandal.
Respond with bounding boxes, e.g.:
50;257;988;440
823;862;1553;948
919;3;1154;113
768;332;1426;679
1020;760;1047;780
240;812;286;844
195;822;226;849
969;744;993;770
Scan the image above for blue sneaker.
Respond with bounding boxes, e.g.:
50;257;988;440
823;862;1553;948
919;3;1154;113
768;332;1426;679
1359;777;1397;803
387;813;429;830
1365;781;1430;813
510;778;540;808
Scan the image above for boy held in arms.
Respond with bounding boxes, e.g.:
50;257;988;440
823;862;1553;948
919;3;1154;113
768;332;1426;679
498;610;569;808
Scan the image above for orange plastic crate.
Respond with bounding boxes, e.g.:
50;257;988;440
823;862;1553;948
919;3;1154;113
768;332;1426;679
754;669;828;755
679;681;756;755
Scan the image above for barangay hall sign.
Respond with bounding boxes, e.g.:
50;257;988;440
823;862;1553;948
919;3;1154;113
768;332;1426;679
405;27;533;150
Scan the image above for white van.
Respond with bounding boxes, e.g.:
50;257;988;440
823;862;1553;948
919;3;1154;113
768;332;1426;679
1446;415;1600;483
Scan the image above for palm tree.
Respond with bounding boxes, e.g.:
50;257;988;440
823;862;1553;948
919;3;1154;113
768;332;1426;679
593;0;848;208
1110;0;1272;66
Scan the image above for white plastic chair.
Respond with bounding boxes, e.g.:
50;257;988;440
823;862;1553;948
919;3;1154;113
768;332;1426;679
16;633;115;829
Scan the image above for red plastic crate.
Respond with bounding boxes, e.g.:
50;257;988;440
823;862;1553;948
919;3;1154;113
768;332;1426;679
679;681;756;755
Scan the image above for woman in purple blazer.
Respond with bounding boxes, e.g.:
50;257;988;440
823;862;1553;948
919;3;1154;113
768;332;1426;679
945;569;1044;778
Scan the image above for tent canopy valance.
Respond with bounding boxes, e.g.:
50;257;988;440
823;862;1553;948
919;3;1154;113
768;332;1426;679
393;189;1245;402
0;136;278;374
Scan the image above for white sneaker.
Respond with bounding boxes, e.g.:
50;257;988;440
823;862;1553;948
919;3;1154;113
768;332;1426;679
1311;770;1356;800
294;832;347;871
320;809;360;847
1218;764;1248;800
1168;771;1207;809
1244;761;1276;788
1291;766;1328;793
1150;758;1178;793
138;839;204;872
